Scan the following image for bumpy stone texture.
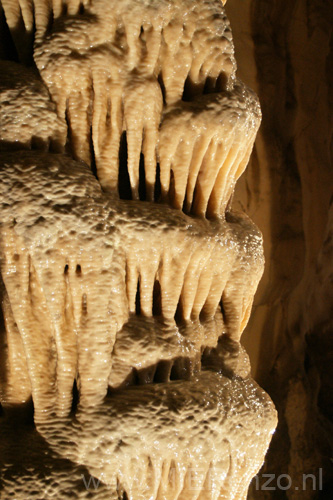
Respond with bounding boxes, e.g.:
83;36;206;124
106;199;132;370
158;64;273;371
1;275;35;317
0;1;278;499
0;128;273;500
226;0;333;497
32;0;238;204
0;61;67;152
1;0;261;217
0;151;264;417
0;372;276;500
158;80;261;215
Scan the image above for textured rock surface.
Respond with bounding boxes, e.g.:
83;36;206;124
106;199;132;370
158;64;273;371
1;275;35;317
1;0;260;216
0;1;279;499
226;0;333;497
0;61;67;152
0;372;276;500
0;151;264;417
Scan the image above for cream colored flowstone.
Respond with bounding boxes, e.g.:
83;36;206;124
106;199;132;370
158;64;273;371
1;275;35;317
0;152;264;414
0;1;276;499
0;371;276;500
0;152;276;499
2;0;260;216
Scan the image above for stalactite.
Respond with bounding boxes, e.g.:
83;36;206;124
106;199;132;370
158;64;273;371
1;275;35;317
0;1;278;498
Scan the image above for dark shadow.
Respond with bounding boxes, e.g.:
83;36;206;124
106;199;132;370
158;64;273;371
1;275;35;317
152;280;162;316
135;279;141;315
157;73;166;104
0;281;7;394
0;403;107;498
89;126;98;179
182;71;228;102
154;162;161;202
138;152;146;200
0;9;19;62
154;360;172;383
118;132;132;200
71;379;79;414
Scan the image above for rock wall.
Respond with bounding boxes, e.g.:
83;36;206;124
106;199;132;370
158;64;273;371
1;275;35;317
226;0;333;498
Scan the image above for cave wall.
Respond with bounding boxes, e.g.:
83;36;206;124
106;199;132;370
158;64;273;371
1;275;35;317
226;0;333;497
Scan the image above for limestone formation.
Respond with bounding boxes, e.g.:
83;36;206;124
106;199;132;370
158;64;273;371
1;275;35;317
226;1;333;497
0;1;277;499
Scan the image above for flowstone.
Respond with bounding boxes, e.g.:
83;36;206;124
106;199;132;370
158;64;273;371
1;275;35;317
0;1;277;499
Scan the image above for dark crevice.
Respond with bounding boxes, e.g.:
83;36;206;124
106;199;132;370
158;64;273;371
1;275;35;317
64;264;69;275
154;360;171;383
154;162;161;202
199;308;211;323
30;136;47;150
220;299;226;325
171;357;191;381
169;169;176;205
46;7;54;35
0;10;19;62
157;72;166;104
71;379;79;413
136;365;156;384
76;264;82;276
215;72;228;92
174;301;183;324
152;280;161;316
132;369;140;385
189;184;197;215
0;283;7;393
112;355;198;390
64;99;73;159
182;75;197;101
2;2;34;65
203;76;217;94
49;137;64;154
182;72;228;102
118;132;132;200
303;351;311;373
118;132;153;202
138;153;146;200
170;359;180;381
90;126;98;179
182;192;189;214
135;279;141;315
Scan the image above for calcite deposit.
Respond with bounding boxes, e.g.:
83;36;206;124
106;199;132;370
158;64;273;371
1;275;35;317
0;1;277;499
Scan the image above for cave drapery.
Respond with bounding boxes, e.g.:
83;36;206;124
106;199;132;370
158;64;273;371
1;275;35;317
0;0;332;499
